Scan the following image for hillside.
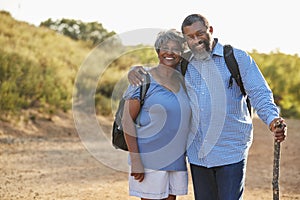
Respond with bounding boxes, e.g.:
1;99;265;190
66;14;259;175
0;10;90;117
0;10;158;118
1;10;300;119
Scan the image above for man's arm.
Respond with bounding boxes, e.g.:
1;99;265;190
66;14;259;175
235;49;287;142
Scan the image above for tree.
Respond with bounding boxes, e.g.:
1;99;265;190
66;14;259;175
40;18;116;46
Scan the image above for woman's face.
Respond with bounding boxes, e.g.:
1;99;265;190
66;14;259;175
158;40;182;68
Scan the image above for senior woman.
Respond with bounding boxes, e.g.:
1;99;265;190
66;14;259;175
122;29;191;200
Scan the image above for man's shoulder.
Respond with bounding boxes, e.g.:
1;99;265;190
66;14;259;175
214;39;248;56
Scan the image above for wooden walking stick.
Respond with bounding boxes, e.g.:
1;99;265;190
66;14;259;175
272;120;284;200
273;140;280;200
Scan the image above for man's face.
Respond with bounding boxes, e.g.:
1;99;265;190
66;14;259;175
183;21;213;56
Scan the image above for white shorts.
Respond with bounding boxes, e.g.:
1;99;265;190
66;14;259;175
129;168;188;199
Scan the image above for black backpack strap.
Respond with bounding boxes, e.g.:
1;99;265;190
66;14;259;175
135;72;150;125
139;72;150;106
224;44;252;115
180;51;192;76
223;45;246;96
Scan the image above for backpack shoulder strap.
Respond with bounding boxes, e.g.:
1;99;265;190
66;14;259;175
139;72;150;106
135;73;150;125
223;44;246;96
224;44;252;116
180;51;192;76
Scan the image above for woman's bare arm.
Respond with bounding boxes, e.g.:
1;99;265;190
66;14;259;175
122;99;145;182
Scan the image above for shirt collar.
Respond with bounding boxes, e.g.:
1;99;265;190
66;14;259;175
211;38;223;57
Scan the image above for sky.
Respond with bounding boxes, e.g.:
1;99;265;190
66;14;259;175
1;0;299;55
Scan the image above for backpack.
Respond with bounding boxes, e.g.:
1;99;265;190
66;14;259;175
180;44;252;116
112;72;151;151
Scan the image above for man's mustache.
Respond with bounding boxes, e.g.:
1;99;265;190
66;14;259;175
192;40;207;49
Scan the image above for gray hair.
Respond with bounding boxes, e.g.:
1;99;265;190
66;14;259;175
181;14;210;34
154;29;185;54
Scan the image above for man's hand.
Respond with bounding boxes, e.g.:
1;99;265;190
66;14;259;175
269;117;287;142
128;66;147;86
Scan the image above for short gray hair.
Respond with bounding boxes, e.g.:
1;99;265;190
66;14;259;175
154;29;185;54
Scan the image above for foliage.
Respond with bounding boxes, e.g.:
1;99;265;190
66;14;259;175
251;51;300;118
1;10;300;119
40;18;116;47
0;11;89;116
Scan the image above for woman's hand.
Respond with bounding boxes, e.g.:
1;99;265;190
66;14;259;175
131;157;145;182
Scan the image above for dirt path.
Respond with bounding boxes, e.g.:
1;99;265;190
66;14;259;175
0;112;299;199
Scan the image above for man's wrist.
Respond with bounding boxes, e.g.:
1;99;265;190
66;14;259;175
269;117;284;132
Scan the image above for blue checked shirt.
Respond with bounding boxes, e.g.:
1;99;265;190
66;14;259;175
185;39;279;168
